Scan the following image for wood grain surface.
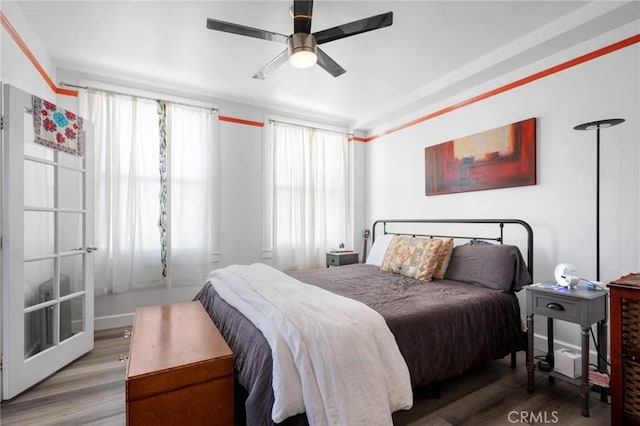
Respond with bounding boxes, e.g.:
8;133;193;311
1;328;611;425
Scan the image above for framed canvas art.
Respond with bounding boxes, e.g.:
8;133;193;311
425;118;536;195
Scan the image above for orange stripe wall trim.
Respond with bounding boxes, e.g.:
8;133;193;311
219;115;264;127
362;33;640;143
1;11;78;97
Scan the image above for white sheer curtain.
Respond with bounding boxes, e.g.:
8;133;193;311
89;91;162;294
265;121;352;270
86;90;217;294
166;103;217;286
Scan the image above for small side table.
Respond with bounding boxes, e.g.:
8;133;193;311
525;283;608;417
326;252;359;267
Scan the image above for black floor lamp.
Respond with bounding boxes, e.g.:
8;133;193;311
574;118;625;282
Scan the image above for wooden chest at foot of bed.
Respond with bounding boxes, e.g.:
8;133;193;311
126;301;233;426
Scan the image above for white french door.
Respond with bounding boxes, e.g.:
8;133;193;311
1;84;94;399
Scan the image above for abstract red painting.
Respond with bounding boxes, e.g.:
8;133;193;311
425;118;536;196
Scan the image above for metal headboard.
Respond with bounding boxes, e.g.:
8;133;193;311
371;219;534;279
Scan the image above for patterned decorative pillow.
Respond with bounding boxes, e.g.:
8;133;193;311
381;235;443;281
433;238;454;279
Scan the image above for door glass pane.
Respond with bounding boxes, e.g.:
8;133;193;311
60;296;84;342
58;167;83;210
24;211;54;257
60;255;84;296
24;259;55;309
24;111;54;161
24;160;54;208
59;212;83;253
58;149;83;170
24;307;54;359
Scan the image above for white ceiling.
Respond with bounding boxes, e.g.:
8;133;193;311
14;1;639;130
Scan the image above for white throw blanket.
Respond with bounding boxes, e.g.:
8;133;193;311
207;263;412;425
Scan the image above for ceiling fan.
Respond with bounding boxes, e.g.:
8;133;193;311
206;0;393;79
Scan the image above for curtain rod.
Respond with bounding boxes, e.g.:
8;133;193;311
59;82;218;112
268;119;353;137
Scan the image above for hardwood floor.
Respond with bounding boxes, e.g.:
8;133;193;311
1;328;610;425
392;355;610;426
1;327;129;425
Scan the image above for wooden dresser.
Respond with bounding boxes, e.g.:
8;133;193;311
609;273;640;426
126;301;233;425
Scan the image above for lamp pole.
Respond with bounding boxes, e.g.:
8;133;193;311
595;125;601;281
574;118;625;282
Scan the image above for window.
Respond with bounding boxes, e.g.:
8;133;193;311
264;120;352;270
86;89;218;294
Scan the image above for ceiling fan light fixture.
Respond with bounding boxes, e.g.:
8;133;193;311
290;50;317;68
288;33;317;68
206;3;393;79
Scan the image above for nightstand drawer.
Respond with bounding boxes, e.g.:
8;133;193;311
531;293;580;322
326;252;359;267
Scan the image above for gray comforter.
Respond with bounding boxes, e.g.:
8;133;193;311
194;264;525;425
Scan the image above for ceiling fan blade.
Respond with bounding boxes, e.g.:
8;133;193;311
293;0;314;34
314;11;393;45
252;49;290;80
206;18;289;43
316;48;346;78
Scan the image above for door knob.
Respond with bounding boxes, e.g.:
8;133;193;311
86;246;98;253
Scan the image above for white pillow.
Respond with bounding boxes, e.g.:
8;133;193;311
365;233;395;267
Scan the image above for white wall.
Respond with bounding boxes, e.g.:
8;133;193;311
218;116;265;267
364;26;640;353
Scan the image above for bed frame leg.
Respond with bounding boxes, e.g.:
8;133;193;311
511;351;517;369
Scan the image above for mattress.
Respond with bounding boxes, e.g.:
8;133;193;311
194;263;526;425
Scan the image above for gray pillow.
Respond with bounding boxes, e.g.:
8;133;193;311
443;240;532;292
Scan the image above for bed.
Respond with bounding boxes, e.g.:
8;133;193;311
194;219;533;425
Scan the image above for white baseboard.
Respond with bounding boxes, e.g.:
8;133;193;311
93;285;201;331
95;313;134;331
532;333;607;364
